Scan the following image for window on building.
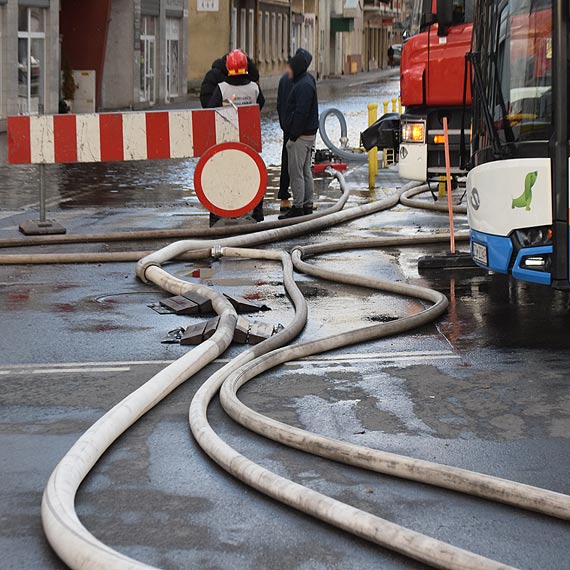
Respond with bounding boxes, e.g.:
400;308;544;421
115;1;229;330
277;14;283;61
239;8;246;51
257;11;263;61
231;5;238;50
271;13;276;61
292;20;301;55
247;9;254;58
283;14;289;59
18;7;46;115
0;8;3;118
165;18;180;102
140;16;157;104
264;12;270;62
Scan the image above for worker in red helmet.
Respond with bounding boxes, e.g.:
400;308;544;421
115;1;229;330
205;50;265;225
207;50;265;109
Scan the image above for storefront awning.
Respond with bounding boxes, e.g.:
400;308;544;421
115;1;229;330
331;17;355;33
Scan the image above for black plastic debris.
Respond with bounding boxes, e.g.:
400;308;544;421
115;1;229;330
148;302;175;315
161;327;186;344
223;293;270;313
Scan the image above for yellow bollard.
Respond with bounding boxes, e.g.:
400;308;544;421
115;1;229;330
398;96;402;114
391;97;397;112
382;100;389;115
438;175;447;197
367;103;378;189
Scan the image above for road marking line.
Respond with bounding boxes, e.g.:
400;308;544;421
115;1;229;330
0;351;458;375
30;367;131;374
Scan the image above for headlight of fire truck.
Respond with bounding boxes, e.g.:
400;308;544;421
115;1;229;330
401;121;426;144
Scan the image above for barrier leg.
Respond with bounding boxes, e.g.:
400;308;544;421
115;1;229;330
368;103;378;189
19;164;66;236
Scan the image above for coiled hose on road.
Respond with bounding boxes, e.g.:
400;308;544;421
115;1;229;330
319;108;370;163
35;170;570;570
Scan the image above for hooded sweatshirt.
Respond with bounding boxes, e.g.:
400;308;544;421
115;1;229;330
283;49;319;141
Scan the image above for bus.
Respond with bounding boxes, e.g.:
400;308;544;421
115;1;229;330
467;0;568;287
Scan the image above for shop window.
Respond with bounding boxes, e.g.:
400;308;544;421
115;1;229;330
140;16;157;104
18;7;46;115
166;18;180;102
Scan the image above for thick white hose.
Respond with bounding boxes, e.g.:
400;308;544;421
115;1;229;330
400;184;468;214
218;243;570;521
41;272;239;570
41;170;561;570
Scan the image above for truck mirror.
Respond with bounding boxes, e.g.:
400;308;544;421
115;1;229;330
436;0;454;36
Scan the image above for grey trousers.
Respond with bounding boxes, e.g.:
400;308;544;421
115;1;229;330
287;135;315;208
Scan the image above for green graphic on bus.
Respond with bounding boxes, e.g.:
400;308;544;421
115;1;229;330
512;171;538;212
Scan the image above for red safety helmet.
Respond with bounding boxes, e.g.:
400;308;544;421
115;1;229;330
226;50;248;76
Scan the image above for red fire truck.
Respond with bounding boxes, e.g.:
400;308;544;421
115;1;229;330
398;0;473;181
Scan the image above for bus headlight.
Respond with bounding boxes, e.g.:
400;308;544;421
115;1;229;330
513;226;552;247
401;122;426;143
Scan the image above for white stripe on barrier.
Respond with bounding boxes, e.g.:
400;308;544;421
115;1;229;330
30;115;55;164
215;107;240;145
122;113;147;161
168;111;194;159
76;114;101;163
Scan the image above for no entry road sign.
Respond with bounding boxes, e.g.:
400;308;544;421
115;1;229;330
194;142;267;218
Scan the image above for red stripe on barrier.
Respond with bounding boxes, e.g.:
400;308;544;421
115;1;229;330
54;115;78;163
99;114;124;162
7;116;31;164
237;106;262;153
146;112;171;159
192;110;217;157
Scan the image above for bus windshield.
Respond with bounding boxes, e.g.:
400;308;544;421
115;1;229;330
494;0;552;143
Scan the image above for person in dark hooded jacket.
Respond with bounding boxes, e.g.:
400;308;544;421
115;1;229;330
200;54;260;109
278;48;319;220
276;72;294;211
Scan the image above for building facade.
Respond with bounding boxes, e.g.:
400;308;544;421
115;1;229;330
187;0;231;87
100;0;189;110
363;0;403;71
0;0;61;127
0;0;188;129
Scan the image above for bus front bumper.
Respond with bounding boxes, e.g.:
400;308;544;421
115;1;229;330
470;229;552;286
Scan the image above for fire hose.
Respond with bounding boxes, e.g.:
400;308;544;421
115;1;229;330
318;108;370;163
37;170;570;570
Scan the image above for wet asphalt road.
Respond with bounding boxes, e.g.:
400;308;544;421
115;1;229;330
2;75;570;570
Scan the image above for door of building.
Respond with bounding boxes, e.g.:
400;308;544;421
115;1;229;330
140;16;157;104
18;7;46;115
165;18;180;102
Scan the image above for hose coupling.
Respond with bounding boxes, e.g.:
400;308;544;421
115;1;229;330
136;259;162;283
211;245;224;260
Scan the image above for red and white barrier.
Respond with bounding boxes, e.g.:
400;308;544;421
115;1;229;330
7;105;262;165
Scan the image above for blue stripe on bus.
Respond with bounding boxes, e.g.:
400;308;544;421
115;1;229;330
470;229;513;273
512;246;552;286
